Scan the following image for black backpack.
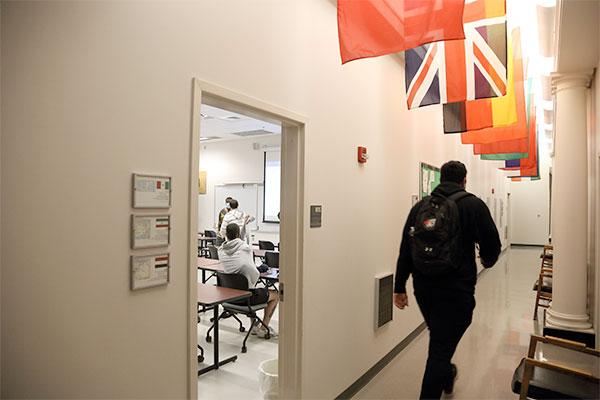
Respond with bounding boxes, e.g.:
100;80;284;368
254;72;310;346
410;191;471;277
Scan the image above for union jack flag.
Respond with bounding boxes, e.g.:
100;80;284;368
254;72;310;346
404;10;507;109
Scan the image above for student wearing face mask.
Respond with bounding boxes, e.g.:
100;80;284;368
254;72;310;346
217;197;233;233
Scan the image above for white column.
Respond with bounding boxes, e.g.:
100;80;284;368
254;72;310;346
547;71;593;330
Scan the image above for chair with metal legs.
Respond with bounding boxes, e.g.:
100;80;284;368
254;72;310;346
206;272;270;353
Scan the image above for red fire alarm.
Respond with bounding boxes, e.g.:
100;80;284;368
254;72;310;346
357;146;368;164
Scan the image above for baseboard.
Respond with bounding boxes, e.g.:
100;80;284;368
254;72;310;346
335;264;493;399
335;322;427;400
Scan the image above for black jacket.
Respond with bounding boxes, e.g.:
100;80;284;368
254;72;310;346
394;182;502;295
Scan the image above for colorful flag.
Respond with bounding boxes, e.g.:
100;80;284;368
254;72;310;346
404;0;507;109
518;126;539;177
500;159;520;171
481;152;528;160
338;0;466;64
473;136;528;154
461;56;528;145
444;28;520;133
477;99;537;182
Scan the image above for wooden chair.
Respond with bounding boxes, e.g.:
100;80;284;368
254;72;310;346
512;335;599;399
533;245;553;320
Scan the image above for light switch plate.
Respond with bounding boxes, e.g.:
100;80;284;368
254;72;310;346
310;205;322;228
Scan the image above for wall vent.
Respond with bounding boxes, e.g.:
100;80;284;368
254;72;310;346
375;273;394;330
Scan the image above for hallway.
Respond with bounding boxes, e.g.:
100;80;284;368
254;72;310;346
355;247;542;399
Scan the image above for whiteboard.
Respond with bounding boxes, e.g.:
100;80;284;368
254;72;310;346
214;184;260;231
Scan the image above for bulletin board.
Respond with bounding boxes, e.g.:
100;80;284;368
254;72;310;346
419;162;441;199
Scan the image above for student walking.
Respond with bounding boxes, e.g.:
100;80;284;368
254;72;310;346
394;161;501;399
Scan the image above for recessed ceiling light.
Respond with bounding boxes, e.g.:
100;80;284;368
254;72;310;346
220;116;243;121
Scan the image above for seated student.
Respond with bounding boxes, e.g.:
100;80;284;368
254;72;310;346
218;223;279;337
219;199;255;241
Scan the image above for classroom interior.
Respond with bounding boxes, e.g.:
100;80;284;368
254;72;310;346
196;102;282;398
1;1;599;399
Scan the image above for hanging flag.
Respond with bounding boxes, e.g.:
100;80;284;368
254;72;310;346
500;167;520;171
505;159;520;168
473;136;528;154
337;0;466;64
444;28;520;133
461;59;528;144
473;98;539;176
404;0;507;109
519;125;539;177
481;152;528;160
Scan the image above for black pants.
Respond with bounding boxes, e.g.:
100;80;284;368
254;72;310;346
415;289;475;399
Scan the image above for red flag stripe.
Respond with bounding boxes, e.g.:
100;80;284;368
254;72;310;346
473;43;506;94
407;44;438;109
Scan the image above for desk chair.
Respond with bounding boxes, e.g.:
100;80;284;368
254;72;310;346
206;272;271;353
208;245;219;260
198;231;217;258
265;251;279;269
512;335;599;399
259;240;276;251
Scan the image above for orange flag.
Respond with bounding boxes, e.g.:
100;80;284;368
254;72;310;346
338;0;466;64
473;81;535;155
460;31;526;144
519;114;539;176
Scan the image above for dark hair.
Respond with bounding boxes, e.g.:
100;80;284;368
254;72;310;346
225;197;233;202
229;199;239;209
440;161;467;184
225;223;240;241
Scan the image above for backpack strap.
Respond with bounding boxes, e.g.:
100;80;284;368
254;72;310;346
448;191;472;203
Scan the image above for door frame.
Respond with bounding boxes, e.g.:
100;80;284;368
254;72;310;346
187;78;307;399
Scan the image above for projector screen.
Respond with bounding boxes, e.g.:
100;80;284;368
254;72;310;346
263;150;281;223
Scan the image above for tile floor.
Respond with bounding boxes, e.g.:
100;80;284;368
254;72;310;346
197;246;543;400
354;246;543;399
197;274;279;400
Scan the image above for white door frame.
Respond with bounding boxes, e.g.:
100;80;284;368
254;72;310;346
187;78;306;399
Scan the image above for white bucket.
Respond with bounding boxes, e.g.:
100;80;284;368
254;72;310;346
258;358;278;399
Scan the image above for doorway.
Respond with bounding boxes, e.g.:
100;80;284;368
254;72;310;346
188;79;306;399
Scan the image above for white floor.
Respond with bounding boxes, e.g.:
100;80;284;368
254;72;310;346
197;273;279;400
197;247;543;399
354;246;543;399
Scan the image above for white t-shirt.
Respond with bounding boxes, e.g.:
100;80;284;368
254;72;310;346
219;209;255;240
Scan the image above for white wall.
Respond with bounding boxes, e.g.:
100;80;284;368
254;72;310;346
198;135;280;243
509;157;551;245
1;1;511;398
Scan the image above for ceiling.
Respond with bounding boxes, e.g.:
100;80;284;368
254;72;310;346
554;0;599;74
200;104;281;142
